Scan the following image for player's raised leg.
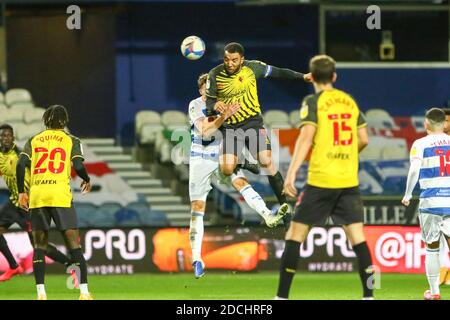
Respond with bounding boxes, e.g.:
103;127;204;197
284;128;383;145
231;175;287;227
342;223;375;299
219;153;238;177
257;149;291;230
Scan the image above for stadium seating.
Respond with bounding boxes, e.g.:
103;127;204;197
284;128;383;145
411;116;426;133
135;110;164;144
91;202;122;227
161;110;188;130
24;107;45;124
289;110;300;128
5;88;33;106
0;103;7;114
10;102;34;113
263;110;291;129
366;108;399;135
74;203;98;228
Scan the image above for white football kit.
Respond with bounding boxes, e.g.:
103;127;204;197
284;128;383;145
188;96;245;202
405;133;450;243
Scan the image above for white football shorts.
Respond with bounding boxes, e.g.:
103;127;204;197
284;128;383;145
419;213;450;244
189;156;245;202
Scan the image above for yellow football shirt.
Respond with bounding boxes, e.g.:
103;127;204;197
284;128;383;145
299;89;366;188
21;129;84;208
0;145;30;207
206;60;269;125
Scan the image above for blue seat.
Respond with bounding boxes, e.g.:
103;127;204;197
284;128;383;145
90;202;122;227
0;189;10;206
73;202;97;228
142;210;169;226
115;205;143;227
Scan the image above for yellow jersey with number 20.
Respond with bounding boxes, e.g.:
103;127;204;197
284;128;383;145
21;129;84;209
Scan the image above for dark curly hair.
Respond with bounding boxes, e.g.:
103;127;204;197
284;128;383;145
43;105;69;129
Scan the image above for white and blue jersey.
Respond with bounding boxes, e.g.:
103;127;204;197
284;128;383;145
187;96;245;202
411;133;450;215
188;96;221;160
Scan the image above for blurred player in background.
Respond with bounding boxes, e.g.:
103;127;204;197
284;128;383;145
0;124;73;281
276;55;374;300
438;108;450;286
16;105;93;300
189;74;289;278
206;42;312;231
402;108;450;300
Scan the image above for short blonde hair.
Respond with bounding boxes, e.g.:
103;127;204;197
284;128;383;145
197;73;208;89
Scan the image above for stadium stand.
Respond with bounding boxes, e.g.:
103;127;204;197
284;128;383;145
0;92;425;228
132;106;425;225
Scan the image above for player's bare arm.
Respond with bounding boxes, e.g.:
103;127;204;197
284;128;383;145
402;158;421;207
72;157;91;195
357;126;369;152
283;124;316;197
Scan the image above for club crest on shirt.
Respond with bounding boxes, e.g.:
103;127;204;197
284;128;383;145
300;102;308;119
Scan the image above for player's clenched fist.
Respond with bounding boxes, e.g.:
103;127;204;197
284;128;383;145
303;73;312;82
18;193;29;212
401;196;411;207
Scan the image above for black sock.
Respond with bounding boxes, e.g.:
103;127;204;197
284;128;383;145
353;241;374;298
70;248;88;284
0;235;19;269
268;172;287;204
33;248;46;285
277;240;301;298
46;244;72;267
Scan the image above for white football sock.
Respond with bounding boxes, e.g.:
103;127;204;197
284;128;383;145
80;283;89;295
425;248;440;295
239;185;271;220
36;284;46;296
189;211;204;262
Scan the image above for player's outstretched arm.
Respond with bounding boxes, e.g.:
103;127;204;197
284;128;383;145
284;124;316;197
267;66;311;82
72;158;91;194
402;158;421;206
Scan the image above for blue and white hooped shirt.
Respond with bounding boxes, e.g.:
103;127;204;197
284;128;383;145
188;96;221;160
410;133;450;215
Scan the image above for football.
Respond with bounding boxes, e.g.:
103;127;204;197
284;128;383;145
180;36;205;60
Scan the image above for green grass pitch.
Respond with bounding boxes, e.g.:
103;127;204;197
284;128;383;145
0;272;448;300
